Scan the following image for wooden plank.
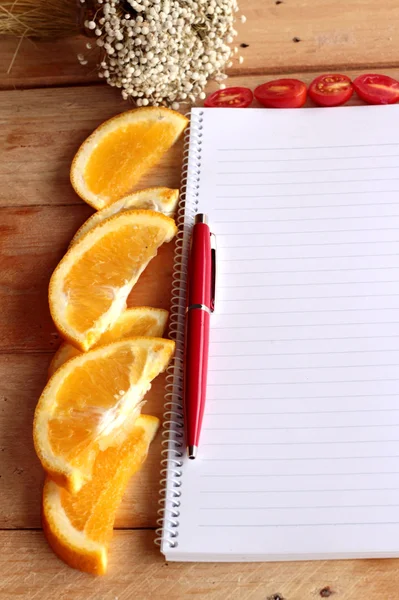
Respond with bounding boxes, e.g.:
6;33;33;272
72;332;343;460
0;205;91;352
1;530;399;599
0;82;178;529
238;0;399;74
0;205;175;352
0;35;99;89
5;68;399;210
0;354;166;529
2;1;399;89
0;85;184;208
4;70;399;527
3;47;399;593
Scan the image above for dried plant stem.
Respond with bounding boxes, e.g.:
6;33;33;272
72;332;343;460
7;28;24;73
0;0;79;38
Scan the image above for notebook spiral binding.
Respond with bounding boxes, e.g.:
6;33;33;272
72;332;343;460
155;109;204;551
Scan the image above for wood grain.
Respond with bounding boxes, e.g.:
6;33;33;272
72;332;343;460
0;35;98;89
0;205;175;352
2;1;399;90
2;530;399;600
3;73;399;534
3;1;399;592
0;85;184;208
0;83;177;530
5;67;399;210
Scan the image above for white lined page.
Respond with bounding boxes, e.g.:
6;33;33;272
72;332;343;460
167;105;399;561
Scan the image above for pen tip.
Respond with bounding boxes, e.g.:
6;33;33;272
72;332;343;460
187;445;198;459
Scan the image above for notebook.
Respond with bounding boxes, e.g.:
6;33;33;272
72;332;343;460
156;104;399;562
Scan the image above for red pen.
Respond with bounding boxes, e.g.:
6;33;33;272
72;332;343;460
184;213;216;459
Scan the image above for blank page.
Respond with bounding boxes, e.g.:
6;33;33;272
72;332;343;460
165;105;399;561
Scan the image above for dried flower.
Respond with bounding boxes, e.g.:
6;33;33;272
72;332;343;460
87;0;241;106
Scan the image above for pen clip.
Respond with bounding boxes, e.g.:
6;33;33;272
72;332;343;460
210;232;217;313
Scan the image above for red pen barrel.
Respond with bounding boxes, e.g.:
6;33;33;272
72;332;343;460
184;218;212;458
185;309;210;449
188;222;212;305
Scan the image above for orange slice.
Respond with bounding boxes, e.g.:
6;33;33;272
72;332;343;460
70;187;179;246
42;414;159;575
48;209;177;351
34;337;174;493
70;107;188;210
48;307;169;378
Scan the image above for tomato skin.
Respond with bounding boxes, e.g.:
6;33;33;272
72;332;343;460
353;74;399;105
204;87;253;108
254;79;307;108
308;74;353;107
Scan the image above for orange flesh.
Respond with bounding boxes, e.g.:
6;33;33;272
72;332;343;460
64;224;165;333
58;421;152;542
48;312;167;378
48;346;146;464
46;339;170;474
99;314;162;344
84;121;178;204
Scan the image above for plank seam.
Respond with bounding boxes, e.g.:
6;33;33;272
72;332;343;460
3;63;399;93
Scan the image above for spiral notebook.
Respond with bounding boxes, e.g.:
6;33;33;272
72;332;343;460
157;104;399;562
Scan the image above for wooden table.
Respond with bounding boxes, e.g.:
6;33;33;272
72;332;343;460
2;2;399;598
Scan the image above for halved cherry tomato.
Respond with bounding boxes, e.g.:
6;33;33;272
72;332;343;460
204;87;253;108
308;74;353;107
353;74;399;105
254;79;307;108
